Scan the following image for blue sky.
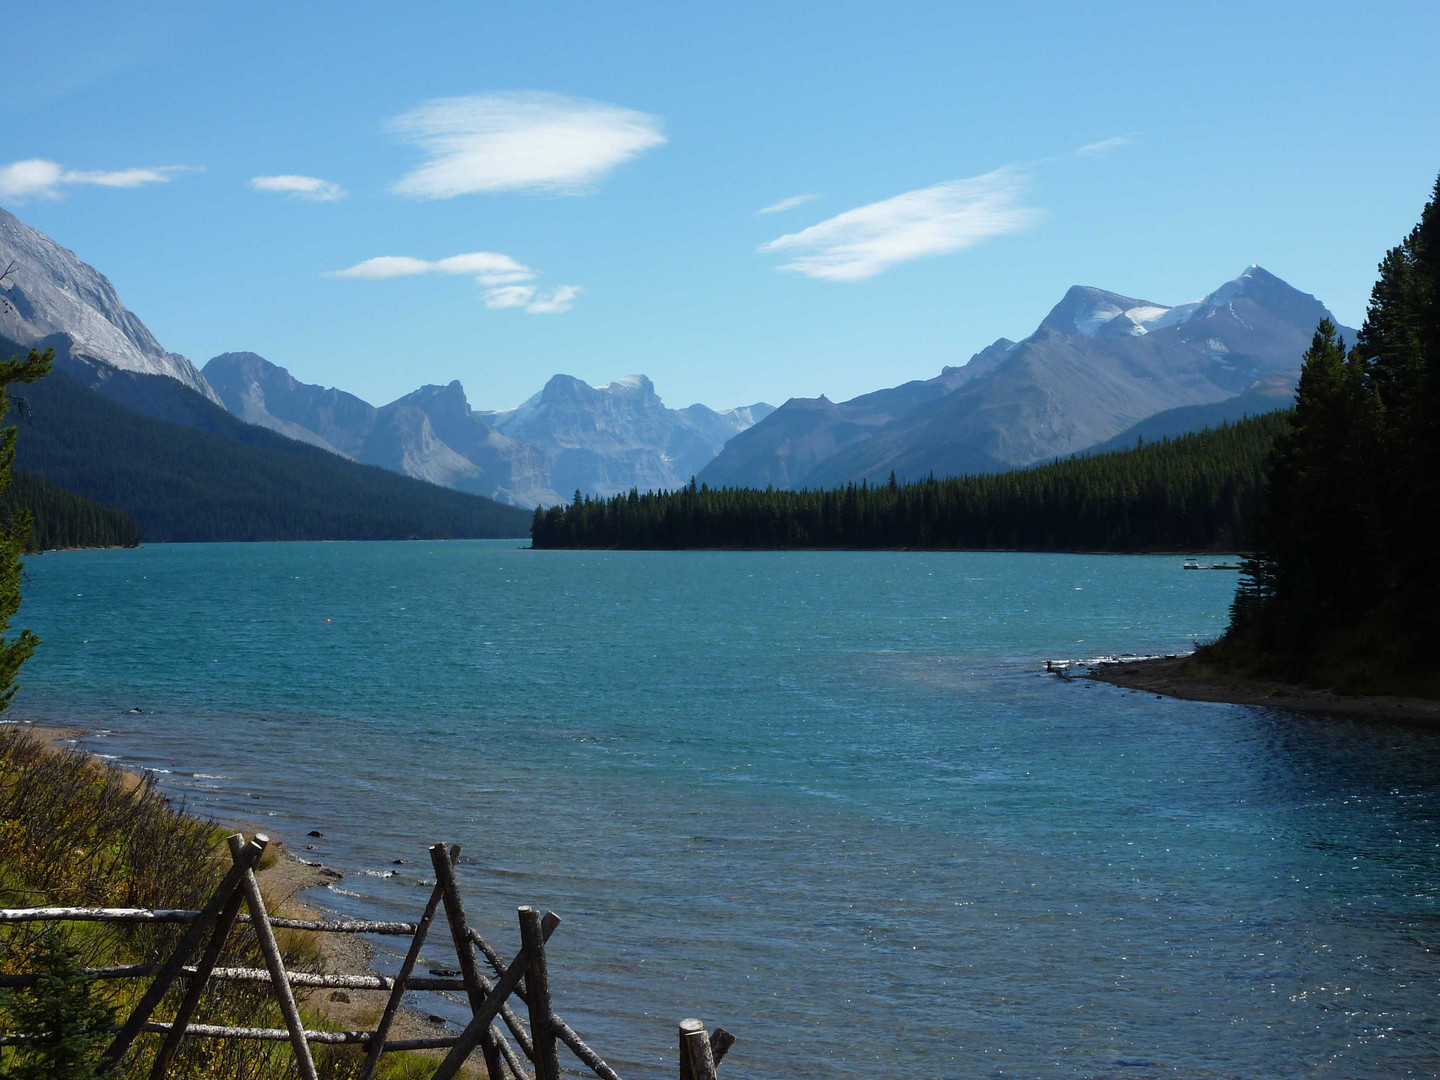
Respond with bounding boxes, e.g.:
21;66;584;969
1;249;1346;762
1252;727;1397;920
4;2;1438;412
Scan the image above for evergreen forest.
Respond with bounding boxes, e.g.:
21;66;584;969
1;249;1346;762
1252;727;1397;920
2;470;141;551
531;411;1289;552
1213;174;1440;692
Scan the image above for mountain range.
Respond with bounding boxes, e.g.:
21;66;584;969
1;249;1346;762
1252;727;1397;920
701;267;1352;489
1;202;1345;521
204;354;773;506
0;203;773;508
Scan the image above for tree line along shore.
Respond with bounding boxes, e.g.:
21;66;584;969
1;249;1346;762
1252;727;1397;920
531;411;1288;553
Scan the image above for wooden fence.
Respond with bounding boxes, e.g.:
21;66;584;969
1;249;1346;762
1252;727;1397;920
0;833;735;1080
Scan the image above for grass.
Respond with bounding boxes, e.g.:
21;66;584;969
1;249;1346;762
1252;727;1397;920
0;726;458;1079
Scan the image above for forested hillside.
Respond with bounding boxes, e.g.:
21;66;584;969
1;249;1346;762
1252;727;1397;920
533;411;1289;551
5;346;532;542
1214;174;1440;692
2;470;141;551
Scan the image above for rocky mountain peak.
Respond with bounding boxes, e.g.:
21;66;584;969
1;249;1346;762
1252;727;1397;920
1039;286;1167;337
0;204;221;403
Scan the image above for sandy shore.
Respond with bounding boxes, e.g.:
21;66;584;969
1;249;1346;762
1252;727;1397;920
1085;653;1440;723
5;720;463;1061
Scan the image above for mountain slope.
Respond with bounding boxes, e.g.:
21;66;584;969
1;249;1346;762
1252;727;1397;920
0;204;220;404
699;343;1010;489
1079;371;1297;456
705;266;1348;489
204;352;555;506
5;338;530;542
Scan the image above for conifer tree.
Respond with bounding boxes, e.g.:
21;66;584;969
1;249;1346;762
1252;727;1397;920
0;345;51;709
1223;171;1440;683
0;935;115;1080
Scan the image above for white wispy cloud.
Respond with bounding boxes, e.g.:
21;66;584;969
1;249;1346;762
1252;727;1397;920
250;174;347;201
759;168;1042;282
483;285;536;309
1076;136;1129;157
328;251;577;313
0;159;192;201
757;193;819;215
524;285;581;314
387;92;665;198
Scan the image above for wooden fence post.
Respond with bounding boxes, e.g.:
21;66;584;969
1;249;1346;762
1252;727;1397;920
234;835;319;1080
101;832;258;1072
357;846;452;1080
518;906;560;1080
430;843;512;1080
678;1019;716;1080
428;912;559;1080
147;834;268;1080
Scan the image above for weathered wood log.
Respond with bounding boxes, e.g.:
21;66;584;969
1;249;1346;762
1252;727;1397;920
429;911;560;1080
477;923;621;1079
468;927;514;987
678;1019;716;1080
551;1016;624;1080
461;947;536;1058
0;966;467;991
101;832;259;1072
0;907;419;935
519;906;561;1080
248;916;419;935
234;838;318;1080
149;834;266;1080
204;968;467;991
358;846;450;1080
134;1021;461;1049
0;907;202;924
431;843;514;1080
708;1028;735;1067
494;1022;531;1080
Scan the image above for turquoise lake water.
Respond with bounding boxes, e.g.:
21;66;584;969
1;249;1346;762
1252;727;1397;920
10;541;1440;1079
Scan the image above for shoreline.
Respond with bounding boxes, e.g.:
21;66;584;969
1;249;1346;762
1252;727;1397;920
1085;653;1440;723
2;719;458;1060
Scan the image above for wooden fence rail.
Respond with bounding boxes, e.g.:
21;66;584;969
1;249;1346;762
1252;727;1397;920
0;833;734;1080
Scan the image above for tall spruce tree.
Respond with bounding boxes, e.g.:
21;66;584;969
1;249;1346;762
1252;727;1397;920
0;346;52;708
1225;171;1440;683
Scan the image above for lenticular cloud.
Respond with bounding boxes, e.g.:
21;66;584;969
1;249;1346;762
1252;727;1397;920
760;169;1042;282
388;92;666;199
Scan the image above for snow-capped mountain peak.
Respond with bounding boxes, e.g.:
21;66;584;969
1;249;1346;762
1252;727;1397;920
1039;285;1196;339
1037;269;1298;342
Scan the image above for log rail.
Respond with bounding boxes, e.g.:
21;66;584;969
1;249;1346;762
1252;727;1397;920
0;834;735;1080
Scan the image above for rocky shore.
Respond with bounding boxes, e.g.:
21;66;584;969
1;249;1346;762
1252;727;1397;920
1086;653;1440;723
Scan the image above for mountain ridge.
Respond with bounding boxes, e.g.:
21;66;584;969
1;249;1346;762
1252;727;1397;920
0;204;221;405
702;266;1350;490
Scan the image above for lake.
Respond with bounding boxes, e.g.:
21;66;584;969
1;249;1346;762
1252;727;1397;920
11;541;1440;1078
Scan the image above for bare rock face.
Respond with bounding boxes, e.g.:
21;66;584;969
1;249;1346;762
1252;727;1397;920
205;354;775;507
484;374;773;500
206;353;554;506
0;204;221;404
